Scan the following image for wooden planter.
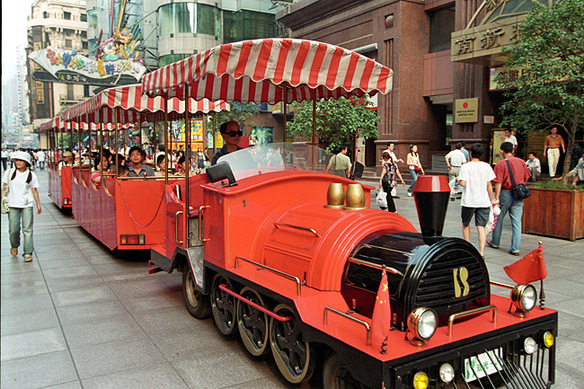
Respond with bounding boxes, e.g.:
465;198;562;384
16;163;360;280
522;188;584;241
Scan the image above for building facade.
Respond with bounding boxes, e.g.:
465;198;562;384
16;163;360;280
277;0;559;170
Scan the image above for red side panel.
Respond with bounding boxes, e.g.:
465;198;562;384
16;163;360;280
61;167;72;208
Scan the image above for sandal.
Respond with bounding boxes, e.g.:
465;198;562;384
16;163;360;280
24;255;33;262
10;248;18;256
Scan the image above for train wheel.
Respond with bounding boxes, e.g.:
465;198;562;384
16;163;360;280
237;287;269;357
323;352;366;389
269;304;315;384
182;266;211;319
211;274;237;335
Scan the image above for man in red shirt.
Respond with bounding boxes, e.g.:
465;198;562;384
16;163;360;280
488;142;531;256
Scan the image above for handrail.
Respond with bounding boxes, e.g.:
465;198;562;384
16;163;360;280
323;307;371;346
175;211;184;244
348;257;404;277
235;256;302;296
218;284;292;322
448;305;497;337
198;206;210;242
273;222;319;237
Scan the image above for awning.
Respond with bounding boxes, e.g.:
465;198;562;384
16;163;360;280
141;38;393;103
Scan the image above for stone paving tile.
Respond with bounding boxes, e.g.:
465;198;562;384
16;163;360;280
0;350;78;389
1;327;68;362
81;363;189;389
61;316;147;349
69;337;166;379
1;307;60;336
55;300;133;326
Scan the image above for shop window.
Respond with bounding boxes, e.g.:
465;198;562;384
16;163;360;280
429;6;455;53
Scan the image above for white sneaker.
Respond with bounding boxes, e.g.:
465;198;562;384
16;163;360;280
407;192;412;197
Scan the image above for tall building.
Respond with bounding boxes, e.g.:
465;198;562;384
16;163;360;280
277;0;559;170
26;0;89;135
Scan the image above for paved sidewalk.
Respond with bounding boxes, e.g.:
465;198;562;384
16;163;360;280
1;170;583;388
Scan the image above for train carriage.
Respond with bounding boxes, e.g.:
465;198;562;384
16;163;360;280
143;39;558;388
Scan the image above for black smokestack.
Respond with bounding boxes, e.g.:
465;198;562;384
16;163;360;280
412;175;450;237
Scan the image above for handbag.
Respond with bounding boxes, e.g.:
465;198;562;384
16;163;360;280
1;170;11;215
505;159;531;200
332;155;347;178
376;189;387;209
414;166;422;173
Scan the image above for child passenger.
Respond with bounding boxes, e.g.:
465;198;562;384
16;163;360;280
128;146;154;177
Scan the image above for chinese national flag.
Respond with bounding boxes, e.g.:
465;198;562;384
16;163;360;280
370;268;391;349
504;242;547;284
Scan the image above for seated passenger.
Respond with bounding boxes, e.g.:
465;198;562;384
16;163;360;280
154;155;170;177
174;156;196;177
128;146;154;177
118;165;130;178
58;150;74;176
91;149;112;189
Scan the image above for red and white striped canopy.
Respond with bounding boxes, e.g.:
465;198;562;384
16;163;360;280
60;84;229;124
141;38;393;104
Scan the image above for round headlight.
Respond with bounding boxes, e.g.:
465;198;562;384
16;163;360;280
407;307;438;343
511;284;537;315
543;331;554;348
439;363;455;383
524;337;537;354
413;371;429;389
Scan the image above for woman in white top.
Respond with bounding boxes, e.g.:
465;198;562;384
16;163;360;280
406;144;425;196
2;151;42;262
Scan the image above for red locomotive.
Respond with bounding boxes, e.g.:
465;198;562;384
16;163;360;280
150;144;557;389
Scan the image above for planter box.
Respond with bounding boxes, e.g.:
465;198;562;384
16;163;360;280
522;188;584;241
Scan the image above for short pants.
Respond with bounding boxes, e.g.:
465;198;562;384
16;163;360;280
461;206;490;227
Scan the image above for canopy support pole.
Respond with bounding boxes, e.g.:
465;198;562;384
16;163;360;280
114;110;119;178
163;92;169;185
184;87;191;249
312;98;317;170
283;84;287;142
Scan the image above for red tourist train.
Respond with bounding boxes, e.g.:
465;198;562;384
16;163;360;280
148;144;557;388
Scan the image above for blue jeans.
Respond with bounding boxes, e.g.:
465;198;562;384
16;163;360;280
408;168;418;193
8;207;34;255
491;190;523;253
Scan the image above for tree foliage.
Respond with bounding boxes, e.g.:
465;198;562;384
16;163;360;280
495;0;584;173
287;96;379;153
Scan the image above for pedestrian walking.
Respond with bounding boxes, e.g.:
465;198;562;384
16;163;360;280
445;142;467;200
2;151;42;262
406;144;424;197
326;145;351;178
543;126;565;178
503;129;518;155
379;151;405;213
36;149;46;171
385;143;404;198
458;144;497;257
488;142;531;256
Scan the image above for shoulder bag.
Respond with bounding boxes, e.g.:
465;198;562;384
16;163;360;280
1;169;12;214
505;159;530;200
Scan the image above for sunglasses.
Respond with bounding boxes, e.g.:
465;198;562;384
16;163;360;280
224;130;243;137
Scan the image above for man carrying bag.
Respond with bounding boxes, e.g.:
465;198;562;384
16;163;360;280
488;142;532;256
326;145;351;178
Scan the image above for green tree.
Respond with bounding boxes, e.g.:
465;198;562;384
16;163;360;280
287;96;379;153
496;0;584;175
207;102;260;134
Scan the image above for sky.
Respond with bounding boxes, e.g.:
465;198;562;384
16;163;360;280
1;0;34;84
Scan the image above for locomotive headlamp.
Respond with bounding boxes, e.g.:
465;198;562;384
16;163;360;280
543;331;555;348
407;307;438;345
511;284;537;316
524;337;537;355
439;363;455;383
413;371;429;389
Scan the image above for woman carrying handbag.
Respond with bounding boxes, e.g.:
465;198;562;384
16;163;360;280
2;151;42;262
406;144;424;197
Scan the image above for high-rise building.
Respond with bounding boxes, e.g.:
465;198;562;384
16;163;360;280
26;0;89;135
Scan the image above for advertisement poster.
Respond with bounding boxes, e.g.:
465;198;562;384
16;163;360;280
491;128;506;165
251;127;274;145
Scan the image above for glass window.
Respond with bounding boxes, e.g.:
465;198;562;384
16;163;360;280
80;13;87;22
197;3;219;37
64;11;71;20
88;10;98;30
223;10;277;43
159;3;195;36
159;53;192;67
429;6;455;53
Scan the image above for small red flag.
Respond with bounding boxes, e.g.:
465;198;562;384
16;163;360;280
370;268;391;350
504;242;547;284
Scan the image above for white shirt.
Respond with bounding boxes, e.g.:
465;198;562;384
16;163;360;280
505;135;518;147
446;149;467;167
36;151;46;162
526;158;541;173
459;161;495;208
2;169;40;208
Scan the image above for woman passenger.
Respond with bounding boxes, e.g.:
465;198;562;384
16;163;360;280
128;146;154;177
154;155;169;177
174;156;196;177
91;149;112;189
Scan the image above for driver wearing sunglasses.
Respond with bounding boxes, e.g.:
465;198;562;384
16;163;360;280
211;121;244;165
